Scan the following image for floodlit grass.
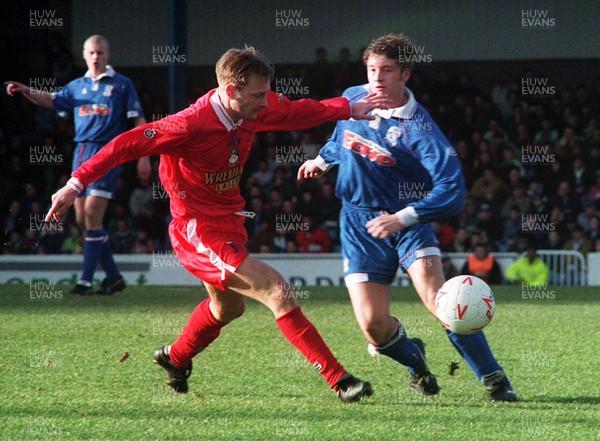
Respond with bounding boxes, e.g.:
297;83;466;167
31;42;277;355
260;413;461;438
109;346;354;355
1;284;598;440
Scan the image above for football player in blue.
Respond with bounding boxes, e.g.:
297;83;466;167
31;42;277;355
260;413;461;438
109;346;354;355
299;34;517;401
6;35;148;295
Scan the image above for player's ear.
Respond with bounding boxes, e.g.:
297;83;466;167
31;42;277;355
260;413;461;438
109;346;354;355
401;68;411;83
224;83;237;100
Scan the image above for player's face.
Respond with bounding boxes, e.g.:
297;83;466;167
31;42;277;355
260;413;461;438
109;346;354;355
230;75;271;120
366;54;410;106
83;42;110;76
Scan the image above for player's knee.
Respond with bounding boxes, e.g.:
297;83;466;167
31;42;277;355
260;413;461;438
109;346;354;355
265;278;297;310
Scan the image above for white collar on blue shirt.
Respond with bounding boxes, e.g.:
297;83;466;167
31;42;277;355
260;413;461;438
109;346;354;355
84;65;116;81
370;86;417;120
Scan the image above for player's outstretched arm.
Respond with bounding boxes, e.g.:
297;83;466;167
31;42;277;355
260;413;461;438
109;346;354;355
5;81;55;108
297;159;327;181
44;180;80;222
350;92;389;121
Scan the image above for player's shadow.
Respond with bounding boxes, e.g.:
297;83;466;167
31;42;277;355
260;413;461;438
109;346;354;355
530;396;600;405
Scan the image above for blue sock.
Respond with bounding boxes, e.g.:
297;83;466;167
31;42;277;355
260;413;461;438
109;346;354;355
376;322;428;377
98;231;120;280
446;330;503;381
81;230;105;283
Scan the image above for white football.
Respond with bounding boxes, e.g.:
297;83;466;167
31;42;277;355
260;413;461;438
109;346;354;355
435;275;495;335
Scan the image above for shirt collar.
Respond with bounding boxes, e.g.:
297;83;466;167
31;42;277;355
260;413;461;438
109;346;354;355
84;65;116;81
210;89;243;131
371;86;417;120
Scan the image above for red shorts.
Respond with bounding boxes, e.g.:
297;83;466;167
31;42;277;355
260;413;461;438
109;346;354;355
169;215;249;291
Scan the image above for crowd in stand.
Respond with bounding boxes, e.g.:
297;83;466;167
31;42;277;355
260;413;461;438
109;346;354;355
2;41;600;260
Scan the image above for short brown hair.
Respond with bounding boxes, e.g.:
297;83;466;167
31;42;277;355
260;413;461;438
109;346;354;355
362;33;415;70
216;46;274;89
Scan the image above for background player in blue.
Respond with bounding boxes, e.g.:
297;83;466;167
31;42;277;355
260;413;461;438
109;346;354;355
299;34;517;401
6;35;148;295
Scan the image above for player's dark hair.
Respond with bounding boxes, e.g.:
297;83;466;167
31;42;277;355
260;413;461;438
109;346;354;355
216;46;274;89
362;33;415;70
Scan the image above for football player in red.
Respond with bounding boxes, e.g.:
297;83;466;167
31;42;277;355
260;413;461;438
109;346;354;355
46;46;387;402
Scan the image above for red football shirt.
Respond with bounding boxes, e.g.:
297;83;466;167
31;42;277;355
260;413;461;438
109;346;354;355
73;89;350;219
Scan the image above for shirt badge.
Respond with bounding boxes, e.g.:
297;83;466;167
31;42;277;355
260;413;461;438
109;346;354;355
229;148;239;165
385;126;402;147
144;129;156;139
103;85;114;96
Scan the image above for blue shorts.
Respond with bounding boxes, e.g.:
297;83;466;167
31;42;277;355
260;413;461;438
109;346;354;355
340;206;440;286
73;142;121;200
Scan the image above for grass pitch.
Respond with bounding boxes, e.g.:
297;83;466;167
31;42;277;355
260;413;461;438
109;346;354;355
0;284;598;440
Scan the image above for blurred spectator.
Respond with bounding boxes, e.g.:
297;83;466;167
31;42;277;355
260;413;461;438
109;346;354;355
587;216;600;243
577;202;599;232
501;185;531;219
569;156;593;189
471;168;505;200
461;243;503;284
504;246;549;287
132;229;154;254
433;221;456;251
441;256;460;280
38;227;65;254
475;203;501;243
248;220;275;253
62;224;83;254
502;207;521;251
305;47;335;99
491;71;516;120
129;175;154;219
563;224;593;255
447;228;468;253
112;219;136;254
251;160;274;187
548;180;581;221
295;215;332;253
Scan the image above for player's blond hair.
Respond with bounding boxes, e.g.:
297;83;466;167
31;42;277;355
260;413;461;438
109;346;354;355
83;35;110;50
216;46;274;90
362;33;415;70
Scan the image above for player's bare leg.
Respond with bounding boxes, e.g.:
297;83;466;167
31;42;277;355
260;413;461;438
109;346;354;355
347;282;395;344
406;255;445;317
203;282;246;323
407;255;517;401
221;257;372;402
347;280;439;395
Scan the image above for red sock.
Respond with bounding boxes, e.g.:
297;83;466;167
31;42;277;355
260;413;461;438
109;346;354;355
276;307;347;390
170;298;225;368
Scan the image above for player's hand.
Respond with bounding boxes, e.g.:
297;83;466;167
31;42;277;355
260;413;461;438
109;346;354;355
366;212;405;239
4;81;28;96
350;93;390;121
297;159;325;181
45;185;78;223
